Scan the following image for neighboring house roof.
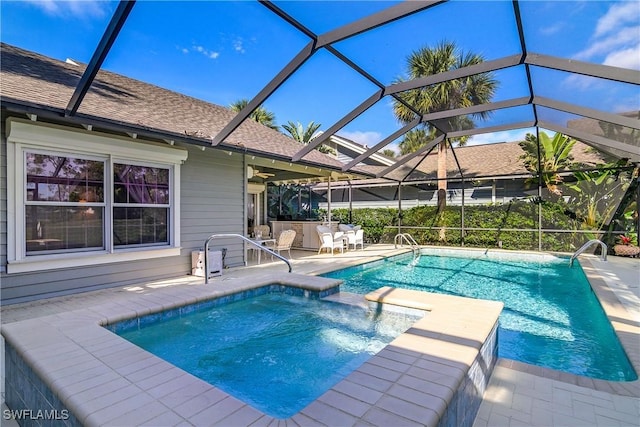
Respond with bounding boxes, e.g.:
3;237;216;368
567;112;639;139
0;43;368;176
317;139;610;188
327;134;395;167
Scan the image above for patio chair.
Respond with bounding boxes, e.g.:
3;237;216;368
270;229;296;259
253;224;271;239
339;224;364;250
316;225;345;255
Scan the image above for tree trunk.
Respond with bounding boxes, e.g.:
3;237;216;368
437;140;448;241
437;140;448;213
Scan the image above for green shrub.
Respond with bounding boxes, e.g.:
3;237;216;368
324;199;616;252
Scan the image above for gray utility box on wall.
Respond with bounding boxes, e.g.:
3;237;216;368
191;250;222;278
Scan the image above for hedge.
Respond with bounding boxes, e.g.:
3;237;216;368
325;200;610;252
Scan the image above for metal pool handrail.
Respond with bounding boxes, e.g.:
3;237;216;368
570;239;607;267
203;233;292;284
394;233;421;265
394;233;419;250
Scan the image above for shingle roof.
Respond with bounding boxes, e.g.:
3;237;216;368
367;140;609;182
0;43;362;173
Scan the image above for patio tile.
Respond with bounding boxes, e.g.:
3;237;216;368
106;400;172;426
63;370;124;397
212;404;264;426
187;396;245;426
332;379;384;405
140;410;188;427
173;388;228;419
357;361;403;382
71;383;143;416
83;391;156;426
593;404;640;425
300;400;359;426
146;373;201;399
317;389;371;417
374;394;439;426
360;406;424;427
345;370;394;393
245;414;278;427
136;366;186;391
387;383;447;417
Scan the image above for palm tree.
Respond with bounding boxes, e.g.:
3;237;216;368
519;131;577;198
282;121;336;154
399;128;433;155
381;149;396;158
392;41;498;212
229;99;278;130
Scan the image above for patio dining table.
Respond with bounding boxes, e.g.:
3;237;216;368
249;237;276;265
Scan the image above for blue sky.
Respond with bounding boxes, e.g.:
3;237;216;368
2;0;638;152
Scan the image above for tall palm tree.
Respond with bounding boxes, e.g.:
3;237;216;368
229;99;278;130
282;121;336;154
399;128;433;155
381;149;396;158
392;41;498;212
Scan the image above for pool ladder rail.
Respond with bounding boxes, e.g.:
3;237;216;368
203;233;293;284
394;233;421;265
570;239;607;267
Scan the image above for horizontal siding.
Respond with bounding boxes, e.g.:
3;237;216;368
0;116;7;272
1;257;189;303
1;136;246;304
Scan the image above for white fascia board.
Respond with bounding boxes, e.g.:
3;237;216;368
6;118;189;165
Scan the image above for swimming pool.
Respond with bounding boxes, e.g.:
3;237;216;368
321;250;637;381
112;289;422;418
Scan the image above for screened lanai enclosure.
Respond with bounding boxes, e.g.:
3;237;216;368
239;0;640;254
4;0;640;255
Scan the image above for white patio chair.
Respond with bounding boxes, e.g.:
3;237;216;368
339;224;364;250
253;224;271;239
316;225;345;255
271;229;296;259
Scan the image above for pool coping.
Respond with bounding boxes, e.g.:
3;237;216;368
2;271;503;426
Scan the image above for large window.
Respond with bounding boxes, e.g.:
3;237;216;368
113;164;170;247
26;153;105;254
6;119;188;273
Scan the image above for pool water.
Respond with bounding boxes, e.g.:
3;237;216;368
116;293;421;418
322;252;637;381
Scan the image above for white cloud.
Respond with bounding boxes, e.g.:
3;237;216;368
24;0;107;18
540;22;565;36
563;73;604;90
465;129;534;146
575;26;640;61
572;2;640;71
594;1;640;37
181;44;220;60
603;45;640;69
233;38;245;54
337;130;383;147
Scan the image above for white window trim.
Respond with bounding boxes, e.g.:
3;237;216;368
6;118;188;274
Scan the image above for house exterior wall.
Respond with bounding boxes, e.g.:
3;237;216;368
317;180;535;210
0;115;245;304
1;117;7;274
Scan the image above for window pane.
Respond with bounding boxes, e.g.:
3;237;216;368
26;206;104;253
26;153;104;202
113;207;168;246
114;164;170;204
